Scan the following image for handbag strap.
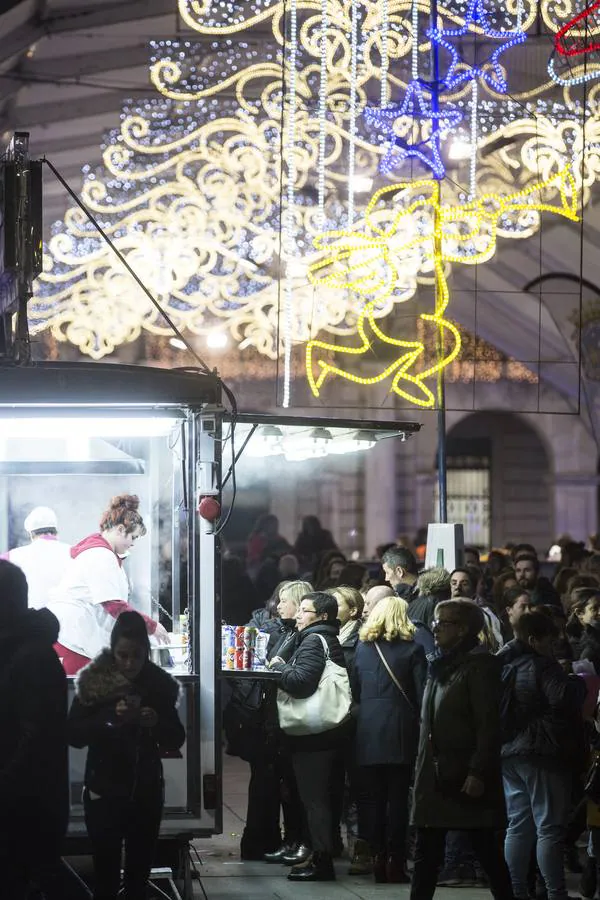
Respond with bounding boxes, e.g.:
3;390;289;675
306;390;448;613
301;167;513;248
374;642;417;715
315;633;330;659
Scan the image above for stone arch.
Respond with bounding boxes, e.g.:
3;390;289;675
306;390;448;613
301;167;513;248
443;411;553;552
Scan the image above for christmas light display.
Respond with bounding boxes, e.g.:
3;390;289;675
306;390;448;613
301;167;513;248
30;0;594;407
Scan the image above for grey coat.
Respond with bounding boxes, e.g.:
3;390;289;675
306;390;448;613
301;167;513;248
411;645;506;830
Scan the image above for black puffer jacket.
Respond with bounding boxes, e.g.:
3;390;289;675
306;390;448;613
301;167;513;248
396;582;437;629
271;621;352;751
268;618;298;661
68;650;185;799
0;608;68;825
498;639;584;767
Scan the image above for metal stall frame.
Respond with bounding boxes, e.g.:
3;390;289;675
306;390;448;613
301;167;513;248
0;362;225;895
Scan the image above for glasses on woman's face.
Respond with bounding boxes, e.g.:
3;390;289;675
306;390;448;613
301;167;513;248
298;606;317;616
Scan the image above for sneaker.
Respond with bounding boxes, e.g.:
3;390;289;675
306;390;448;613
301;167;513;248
437;867;463;887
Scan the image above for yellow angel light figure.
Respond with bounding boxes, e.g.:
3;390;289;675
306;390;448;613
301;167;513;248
306;167;579;408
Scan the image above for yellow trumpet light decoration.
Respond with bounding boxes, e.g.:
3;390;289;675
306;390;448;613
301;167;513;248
306;166;579;407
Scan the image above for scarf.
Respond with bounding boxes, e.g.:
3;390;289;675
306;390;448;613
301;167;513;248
339;619;359;646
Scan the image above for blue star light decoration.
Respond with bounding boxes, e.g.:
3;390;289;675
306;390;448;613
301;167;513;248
428;0;527;93
364;80;463;180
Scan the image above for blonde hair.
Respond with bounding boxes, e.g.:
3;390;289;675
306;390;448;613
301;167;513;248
359;596;416;642
329;585;364;618
278;580;313;610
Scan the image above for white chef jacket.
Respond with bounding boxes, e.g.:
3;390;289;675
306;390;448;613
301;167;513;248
48;545;130;659
7;538;72;610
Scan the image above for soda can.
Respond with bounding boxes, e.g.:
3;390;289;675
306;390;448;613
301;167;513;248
243;626;258;671
234;625;246;670
254;631;270;670
221;625;235;669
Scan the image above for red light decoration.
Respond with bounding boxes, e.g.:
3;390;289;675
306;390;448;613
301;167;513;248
554;0;600;58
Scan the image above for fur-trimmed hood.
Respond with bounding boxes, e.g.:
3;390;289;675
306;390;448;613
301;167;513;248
75;648;181;708
418;566;450;597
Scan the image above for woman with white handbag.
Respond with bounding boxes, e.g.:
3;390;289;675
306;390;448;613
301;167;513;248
269;591;353;882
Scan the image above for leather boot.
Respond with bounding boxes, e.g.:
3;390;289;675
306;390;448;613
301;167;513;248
287;851;336;882
263;843;294;863
386;855;410;884
282;843;311;866
373;853;388;883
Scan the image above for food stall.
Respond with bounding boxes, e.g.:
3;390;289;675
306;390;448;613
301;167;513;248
0;360;224;895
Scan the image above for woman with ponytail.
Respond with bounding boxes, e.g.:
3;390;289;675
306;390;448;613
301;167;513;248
50;494;169;675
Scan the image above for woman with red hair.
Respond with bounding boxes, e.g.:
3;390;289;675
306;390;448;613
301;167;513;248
50;494;168;674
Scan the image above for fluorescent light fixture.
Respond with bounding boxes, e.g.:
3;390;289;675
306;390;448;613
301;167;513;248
0;417;181;439
327;430;377;454
283;427;332;461
169;337;187;351
246;425;284;457
206;331;228;349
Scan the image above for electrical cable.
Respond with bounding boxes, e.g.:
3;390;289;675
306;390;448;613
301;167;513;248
43;157;239;537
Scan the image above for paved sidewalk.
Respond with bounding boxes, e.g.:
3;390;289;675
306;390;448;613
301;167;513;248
190;754;493;900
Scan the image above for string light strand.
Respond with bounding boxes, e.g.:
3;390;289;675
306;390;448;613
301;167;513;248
283;0;298;408
348;0;359;227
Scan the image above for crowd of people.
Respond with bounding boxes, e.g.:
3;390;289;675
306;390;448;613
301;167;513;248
224;519;600;900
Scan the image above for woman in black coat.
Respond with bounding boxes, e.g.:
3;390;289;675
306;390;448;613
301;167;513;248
68;611;185;900
270;591;352;882
352;595;427;884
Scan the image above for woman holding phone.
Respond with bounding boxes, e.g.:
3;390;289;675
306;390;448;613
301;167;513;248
68;611;185;900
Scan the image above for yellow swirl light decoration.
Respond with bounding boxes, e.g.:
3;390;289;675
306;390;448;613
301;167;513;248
305;167;578;407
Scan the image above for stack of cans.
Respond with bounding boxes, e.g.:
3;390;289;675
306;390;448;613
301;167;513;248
221;625;268;670
221;625;236;669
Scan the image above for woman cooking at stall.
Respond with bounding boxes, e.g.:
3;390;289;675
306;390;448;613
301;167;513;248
50;493;169;675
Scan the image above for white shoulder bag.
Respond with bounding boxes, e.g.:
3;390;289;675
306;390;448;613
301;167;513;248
277;634;352;735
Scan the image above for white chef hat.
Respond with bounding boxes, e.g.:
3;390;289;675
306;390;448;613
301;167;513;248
24;506;58;533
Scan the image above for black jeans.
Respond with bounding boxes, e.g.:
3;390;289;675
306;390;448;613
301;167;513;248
84;790;162;900
292;749;337;854
358;764;412;858
411;827;514;900
243;755;282;854
279;748;308;845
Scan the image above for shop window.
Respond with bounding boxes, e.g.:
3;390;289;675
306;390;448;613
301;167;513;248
435;438;491;549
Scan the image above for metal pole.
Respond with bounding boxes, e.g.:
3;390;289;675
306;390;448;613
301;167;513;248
429;0;448;524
